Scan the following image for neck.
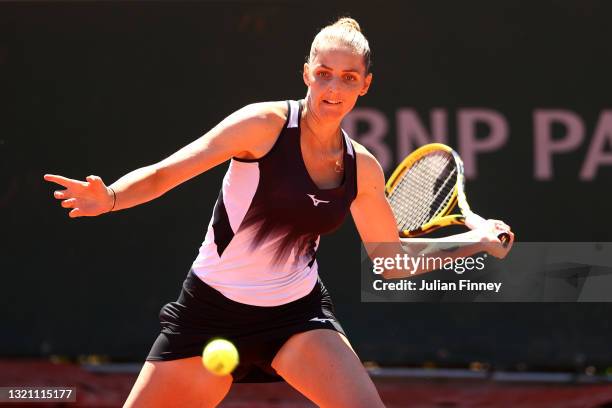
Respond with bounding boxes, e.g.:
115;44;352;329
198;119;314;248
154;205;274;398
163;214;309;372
301;98;343;149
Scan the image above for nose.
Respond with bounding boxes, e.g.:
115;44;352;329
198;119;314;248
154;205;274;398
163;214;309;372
327;77;341;93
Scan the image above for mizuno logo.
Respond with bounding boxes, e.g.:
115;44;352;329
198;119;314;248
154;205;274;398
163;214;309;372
307;194;330;207
310;317;335;323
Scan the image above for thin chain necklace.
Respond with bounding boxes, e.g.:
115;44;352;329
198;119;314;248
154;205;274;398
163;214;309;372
303;117;344;173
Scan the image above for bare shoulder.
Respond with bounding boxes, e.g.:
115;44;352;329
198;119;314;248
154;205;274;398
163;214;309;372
351;140;386;189
230;100;287;132
227;100;288;159
352;141;380;168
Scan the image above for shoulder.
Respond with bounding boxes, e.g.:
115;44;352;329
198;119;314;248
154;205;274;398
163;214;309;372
225;101;289;160
228;100;288;131
344;139;386;196
350;140;386;187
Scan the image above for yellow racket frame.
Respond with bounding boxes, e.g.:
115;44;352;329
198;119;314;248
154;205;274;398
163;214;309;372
385;143;468;237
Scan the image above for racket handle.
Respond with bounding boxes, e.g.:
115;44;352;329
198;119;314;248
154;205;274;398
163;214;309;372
465;212;511;248
498;232;511;248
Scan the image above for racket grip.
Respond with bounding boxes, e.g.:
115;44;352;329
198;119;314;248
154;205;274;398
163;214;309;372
466;212;511;248
498;232;511;248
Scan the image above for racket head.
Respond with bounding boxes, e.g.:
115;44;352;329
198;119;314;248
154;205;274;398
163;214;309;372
386;143;465;237
444;152;513;247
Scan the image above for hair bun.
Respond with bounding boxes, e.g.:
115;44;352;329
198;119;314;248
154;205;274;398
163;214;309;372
333;17;361;32
308;16;371;74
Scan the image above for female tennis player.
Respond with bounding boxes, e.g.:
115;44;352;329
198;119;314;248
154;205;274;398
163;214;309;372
44;17;513;408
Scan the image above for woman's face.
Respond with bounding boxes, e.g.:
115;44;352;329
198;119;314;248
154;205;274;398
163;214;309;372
303;44;372;122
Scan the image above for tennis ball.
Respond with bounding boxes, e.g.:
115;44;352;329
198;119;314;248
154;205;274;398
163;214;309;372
202;339;239;376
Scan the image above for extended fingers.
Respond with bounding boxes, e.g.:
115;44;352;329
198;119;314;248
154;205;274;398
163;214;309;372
61;199;84;218
54;190;69;199
61;198;77;208
44;174;81;188
86;175;106;189
47;174;107;203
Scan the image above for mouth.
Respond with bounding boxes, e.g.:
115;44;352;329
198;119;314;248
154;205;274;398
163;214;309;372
322;99;342;105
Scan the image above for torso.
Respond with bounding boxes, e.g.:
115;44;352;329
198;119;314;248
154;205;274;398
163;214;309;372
236;100;345;190
191;99;359;306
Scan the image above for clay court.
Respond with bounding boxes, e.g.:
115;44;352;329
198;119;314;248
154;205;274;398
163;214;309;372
2;360;612;407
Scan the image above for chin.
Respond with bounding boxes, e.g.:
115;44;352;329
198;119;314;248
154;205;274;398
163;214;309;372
319;109;346;122
317;102;349;119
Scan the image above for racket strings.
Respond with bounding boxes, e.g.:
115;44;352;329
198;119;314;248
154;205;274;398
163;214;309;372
388;152;457;232
390;163;455;230
396;163;456;229
394;161;456;229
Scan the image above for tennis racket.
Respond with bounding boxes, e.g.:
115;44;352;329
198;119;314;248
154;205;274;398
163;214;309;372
385;143;510;245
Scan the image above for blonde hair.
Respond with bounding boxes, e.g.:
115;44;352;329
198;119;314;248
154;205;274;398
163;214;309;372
308;17;372;74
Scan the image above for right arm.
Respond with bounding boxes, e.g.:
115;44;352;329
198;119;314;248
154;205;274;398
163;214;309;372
44;101;287;218
349;142;514;279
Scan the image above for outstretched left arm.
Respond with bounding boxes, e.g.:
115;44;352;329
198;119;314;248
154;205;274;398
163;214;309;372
349;144;514;279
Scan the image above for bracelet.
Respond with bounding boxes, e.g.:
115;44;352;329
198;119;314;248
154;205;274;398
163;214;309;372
108;187;117;212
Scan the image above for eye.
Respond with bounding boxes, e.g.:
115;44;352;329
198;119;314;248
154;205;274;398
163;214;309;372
344;74;357;81
317;71;330;78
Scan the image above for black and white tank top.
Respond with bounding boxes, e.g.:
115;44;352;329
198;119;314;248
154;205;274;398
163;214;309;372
192;100;358;306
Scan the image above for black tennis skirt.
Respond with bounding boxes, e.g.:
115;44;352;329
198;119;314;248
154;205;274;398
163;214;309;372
147;269;346;383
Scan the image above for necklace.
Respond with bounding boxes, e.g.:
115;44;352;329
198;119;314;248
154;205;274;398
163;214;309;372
304;123;344;173
300;100;344;173
311;131;344;173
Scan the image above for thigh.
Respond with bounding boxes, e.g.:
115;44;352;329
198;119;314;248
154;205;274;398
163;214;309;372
271;329;385;408
123;357;232;408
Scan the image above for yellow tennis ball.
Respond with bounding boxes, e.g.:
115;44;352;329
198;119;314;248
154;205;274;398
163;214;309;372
202;339;239;376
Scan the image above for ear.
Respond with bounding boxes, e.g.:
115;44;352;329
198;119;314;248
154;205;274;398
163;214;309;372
359;73;373;96
303;63;311;87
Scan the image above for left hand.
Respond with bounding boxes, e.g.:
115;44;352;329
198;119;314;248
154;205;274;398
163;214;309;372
482;218;511;234
474;219;515;258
